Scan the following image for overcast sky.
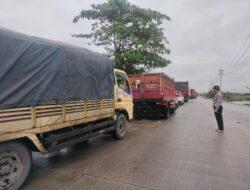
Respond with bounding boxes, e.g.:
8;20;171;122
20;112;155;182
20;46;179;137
0;0;250;92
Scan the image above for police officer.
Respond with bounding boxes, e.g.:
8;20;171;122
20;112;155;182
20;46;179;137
213;85;224;133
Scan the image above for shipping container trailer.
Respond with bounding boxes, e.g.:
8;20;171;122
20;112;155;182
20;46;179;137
128;73;177;119
175;81;189;102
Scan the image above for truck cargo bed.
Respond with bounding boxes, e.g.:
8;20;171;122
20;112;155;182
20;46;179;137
0;99;114;138
128;73;175;101
175;81;189;101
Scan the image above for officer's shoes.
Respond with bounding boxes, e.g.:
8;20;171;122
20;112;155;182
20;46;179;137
215;129;223;133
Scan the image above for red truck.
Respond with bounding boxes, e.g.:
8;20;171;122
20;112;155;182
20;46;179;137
175;81;189;102
128;73;177;119
190;89;197;99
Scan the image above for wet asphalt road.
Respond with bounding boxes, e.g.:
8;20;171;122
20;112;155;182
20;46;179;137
22;99;250;190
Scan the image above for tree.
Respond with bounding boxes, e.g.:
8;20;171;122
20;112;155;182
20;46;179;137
73;0;171;74
206;90;214;98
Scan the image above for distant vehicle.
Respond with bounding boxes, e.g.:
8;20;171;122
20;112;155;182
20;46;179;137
0;28;133;190
190;89;198;99
128;73;177;119
175;91;185;105
175;81;190;102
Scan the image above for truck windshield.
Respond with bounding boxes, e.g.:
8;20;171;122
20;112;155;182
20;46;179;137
116;72;131;94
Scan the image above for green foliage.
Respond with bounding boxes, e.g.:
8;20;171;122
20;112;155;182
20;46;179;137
206;91;250;101
223;92;250;101
73;0;171;74
223;92;234;100
205;90;214;98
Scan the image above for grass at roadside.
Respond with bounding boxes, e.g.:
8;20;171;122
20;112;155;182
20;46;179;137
205;91;250;101
222;92;250;101
225;94;250;101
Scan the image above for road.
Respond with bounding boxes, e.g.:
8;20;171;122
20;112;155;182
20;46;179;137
22;99;250;190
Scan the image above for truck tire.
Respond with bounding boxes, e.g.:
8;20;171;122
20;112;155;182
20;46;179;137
0;141;32;190
162;108;170;119
170;108;175;114
112;113;127;139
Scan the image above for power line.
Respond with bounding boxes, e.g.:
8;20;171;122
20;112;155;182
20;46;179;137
225;45;250;74
218;69;224;90
224;54;250;80
219;35;250;91
224;34;250;71
240;58;250;79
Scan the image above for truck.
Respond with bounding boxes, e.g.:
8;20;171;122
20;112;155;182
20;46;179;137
175;91;185;105
175;81;189;102
128;73;176;119
0;28;133;190
190;89;197;99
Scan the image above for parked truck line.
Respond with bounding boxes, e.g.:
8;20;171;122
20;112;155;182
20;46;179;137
175;81;190;102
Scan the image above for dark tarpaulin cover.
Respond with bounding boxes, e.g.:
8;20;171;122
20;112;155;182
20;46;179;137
0;27;115;109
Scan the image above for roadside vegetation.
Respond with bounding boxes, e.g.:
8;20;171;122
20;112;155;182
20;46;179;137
72;0;171;74
206;91;250;101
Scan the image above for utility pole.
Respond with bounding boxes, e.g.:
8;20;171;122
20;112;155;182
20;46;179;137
218;69;224;90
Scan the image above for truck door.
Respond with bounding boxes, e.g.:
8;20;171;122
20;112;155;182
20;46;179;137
114;70;133;120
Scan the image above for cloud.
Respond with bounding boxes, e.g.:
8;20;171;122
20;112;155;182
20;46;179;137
0;0;249;92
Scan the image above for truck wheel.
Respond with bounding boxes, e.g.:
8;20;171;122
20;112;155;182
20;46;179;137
170;108;175;114
112;113;127;139
162;108;170;119
0;141;32;190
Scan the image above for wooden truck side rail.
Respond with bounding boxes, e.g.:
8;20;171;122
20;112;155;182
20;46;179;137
0;99;115;153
